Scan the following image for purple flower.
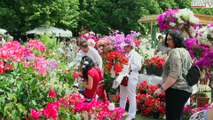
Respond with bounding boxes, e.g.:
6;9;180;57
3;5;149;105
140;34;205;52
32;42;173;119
25;54;35;61
157;9;179;31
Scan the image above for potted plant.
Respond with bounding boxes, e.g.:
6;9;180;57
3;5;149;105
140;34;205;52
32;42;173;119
144;56;165;76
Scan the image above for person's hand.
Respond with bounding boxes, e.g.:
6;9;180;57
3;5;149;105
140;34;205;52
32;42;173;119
154;88;163;96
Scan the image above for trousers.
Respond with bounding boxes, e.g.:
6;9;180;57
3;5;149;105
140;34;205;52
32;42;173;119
119;77;138;118
166;88;191;120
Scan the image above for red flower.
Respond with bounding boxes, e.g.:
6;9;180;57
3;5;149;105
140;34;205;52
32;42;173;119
48;89;57;98
145;56;165;68
106;51;128;75
43;102;60;119
30;109;42;119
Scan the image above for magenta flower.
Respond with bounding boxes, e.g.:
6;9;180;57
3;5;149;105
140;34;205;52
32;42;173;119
26;39;46;51
43;102;60;119
157;9;179;31
48;89;57;98
30;109;42;119
73;70;81;79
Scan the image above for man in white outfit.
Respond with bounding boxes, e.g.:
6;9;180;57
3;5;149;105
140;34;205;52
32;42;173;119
70;40;103;69
120;41;143;120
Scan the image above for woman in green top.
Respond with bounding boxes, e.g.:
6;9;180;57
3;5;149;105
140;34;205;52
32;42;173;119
154;31;192;120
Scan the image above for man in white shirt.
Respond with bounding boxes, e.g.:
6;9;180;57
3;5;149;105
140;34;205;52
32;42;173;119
70;40;102;69
120;41;143;120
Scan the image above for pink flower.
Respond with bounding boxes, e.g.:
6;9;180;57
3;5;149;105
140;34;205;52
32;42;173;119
26;40;46;51
48;89;57;98
30;109;42;119
73;70;81;79
43;102;60;119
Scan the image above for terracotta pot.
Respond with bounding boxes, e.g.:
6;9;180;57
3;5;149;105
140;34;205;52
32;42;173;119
197;93;210;107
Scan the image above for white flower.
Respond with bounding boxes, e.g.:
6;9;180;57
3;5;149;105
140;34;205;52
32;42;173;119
189;17;199;24
177;18;184;24
84;61;89;65
169;22;176;27
82;65;86;68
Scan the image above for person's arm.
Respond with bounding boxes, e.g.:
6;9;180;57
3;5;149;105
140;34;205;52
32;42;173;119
208;109;213;120
68;50;83;68
82;75;93;90
93;48;103;68
154;51;181;95
154;76;177;95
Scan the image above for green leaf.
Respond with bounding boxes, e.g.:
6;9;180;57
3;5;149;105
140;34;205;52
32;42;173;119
7;93;17;102
17;80;25;91
30;78;37;90
4;103;14;115
12;109;20;120
0;96;6;103
16;103;26;114
31;100;37;106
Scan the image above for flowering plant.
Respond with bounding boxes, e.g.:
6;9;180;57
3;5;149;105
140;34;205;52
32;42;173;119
136;37;155;61
105;51;128;75
158;8;199;38
0;40;76;119
183;103;213;120
79;29;99;42
144;56;166;69
110;93;120;106
30;93;125;120
97;30;141;54
185;38;213;78
136;81;166;117
197;23;213;45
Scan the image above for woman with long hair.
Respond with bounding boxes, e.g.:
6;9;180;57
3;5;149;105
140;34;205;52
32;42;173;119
79;56;103;99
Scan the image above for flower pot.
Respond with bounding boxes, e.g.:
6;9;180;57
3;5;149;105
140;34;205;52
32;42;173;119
197;93;210;107
146;67;163;76
152;111;160;119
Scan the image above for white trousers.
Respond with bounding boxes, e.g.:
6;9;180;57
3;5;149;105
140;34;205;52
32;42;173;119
119;77;138;118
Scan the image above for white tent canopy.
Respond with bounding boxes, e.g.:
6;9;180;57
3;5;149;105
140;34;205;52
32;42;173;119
26;27;72;37
0;28;7;35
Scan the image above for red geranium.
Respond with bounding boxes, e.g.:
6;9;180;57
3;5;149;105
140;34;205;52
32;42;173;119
136;81;166;117
105;51;128;75
144;56;165;68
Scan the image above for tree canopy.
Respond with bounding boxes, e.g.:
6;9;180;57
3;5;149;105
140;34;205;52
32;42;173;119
0;0;79;34
0;0;212;36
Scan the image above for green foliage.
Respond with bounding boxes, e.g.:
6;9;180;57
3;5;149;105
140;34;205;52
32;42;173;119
39;34;58;50
0;0;79;33
80;0;155;34
0;63;49;119
103;63;118;95
1;0;212;35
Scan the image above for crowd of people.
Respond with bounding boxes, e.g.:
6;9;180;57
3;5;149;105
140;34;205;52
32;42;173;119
1;30;212;120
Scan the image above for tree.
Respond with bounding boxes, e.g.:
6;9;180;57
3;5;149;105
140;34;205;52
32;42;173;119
0;0;79;34
78;0;163;34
